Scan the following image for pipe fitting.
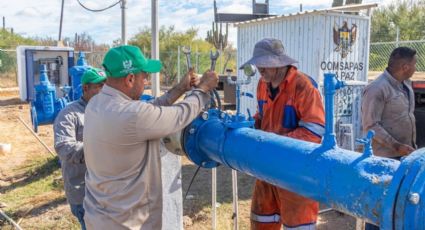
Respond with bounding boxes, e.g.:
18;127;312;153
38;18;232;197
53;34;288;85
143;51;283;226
322;73;346;149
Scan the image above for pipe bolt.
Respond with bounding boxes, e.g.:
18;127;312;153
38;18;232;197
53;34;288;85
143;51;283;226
220;112;226;119
409;193;420;205
202;112;209;120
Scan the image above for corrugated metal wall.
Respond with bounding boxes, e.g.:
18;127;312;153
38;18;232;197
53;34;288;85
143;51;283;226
237;12;371;149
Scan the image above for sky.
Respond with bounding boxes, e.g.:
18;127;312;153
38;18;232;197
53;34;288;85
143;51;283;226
1;0;391;46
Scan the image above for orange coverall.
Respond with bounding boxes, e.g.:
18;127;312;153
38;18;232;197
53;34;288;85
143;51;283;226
251;66;325;229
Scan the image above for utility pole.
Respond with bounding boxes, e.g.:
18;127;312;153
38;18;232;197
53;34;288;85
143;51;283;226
151;0;160;97
2;16;5;30
58;0;65;42
121;0;127;45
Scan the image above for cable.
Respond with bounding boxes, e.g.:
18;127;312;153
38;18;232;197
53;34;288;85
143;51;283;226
184;165;202;200
76;0;122;12
209;89;222;109
209;91;217;108
213;89;222;108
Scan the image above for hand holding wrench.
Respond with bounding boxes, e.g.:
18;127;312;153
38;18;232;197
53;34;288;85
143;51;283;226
182;46;192;71
209;50;220;72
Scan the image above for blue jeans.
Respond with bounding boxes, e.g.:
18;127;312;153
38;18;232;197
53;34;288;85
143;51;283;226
70;204;86;230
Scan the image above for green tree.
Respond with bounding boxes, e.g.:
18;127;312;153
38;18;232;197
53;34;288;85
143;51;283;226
371;0;425;42
0;29;38;49
0;29;38;74
332;0;362;7
369;1;425;71
129;26;215;85
0;49;15;74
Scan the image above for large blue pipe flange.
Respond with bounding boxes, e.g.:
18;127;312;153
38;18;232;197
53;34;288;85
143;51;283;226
392;149;425;229
183;109;223;168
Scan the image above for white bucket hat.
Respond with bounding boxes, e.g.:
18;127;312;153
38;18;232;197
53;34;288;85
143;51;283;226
239;38;298;69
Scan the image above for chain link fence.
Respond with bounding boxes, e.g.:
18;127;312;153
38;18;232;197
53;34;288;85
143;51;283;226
0;50;18;88
369;40;425;71
85;51;106;68
86;49;237;86
8;40;425;89
0;49;237;88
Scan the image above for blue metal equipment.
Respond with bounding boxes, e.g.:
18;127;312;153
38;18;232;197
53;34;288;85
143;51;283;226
69;52;89;101
30;64;68;132
177;73;425;229
29;52;90;132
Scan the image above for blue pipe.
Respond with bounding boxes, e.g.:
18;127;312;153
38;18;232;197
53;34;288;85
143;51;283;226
323;73;345;149
182;73;425;229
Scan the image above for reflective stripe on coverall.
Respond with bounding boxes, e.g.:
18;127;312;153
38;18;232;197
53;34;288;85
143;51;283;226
252;66;325;230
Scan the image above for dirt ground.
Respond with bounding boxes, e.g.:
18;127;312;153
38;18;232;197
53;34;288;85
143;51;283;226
0;88;357;229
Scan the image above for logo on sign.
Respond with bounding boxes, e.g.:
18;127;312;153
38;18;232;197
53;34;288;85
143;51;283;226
333;21;357;58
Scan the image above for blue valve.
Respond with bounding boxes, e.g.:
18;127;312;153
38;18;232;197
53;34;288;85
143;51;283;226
356;130;375;157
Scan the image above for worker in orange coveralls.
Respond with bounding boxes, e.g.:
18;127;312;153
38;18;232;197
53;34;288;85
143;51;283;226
240;38;325;230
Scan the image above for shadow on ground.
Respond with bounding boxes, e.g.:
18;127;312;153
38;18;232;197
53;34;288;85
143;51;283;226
0;97;26;107
28;196;67;217
0;156;60;194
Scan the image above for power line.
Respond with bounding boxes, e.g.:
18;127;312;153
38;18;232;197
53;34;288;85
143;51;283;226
76;0;122;12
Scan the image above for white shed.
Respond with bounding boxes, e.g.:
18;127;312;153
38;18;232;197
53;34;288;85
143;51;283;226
236;3;378;150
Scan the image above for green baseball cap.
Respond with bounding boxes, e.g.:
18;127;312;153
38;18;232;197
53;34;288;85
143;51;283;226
102;45;162;78
81;67;107;85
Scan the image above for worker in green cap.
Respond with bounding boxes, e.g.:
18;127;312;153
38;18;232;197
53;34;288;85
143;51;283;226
83;45;218;229
54;67;107;230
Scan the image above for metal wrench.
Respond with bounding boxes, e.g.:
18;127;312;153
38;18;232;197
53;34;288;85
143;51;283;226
209;50;220;71
182;46;192;71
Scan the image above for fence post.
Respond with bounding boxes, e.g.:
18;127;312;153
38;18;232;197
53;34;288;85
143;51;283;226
396;26;400;47
196;45;199;74
177;46;180;83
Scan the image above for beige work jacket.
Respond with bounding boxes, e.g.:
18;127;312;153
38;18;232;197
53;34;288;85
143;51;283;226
83;85;209;229
361;70;416;157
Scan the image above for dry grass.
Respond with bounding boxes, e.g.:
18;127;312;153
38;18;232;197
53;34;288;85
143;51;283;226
0;91;79;229
0;74;18;88
181;158;255;230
